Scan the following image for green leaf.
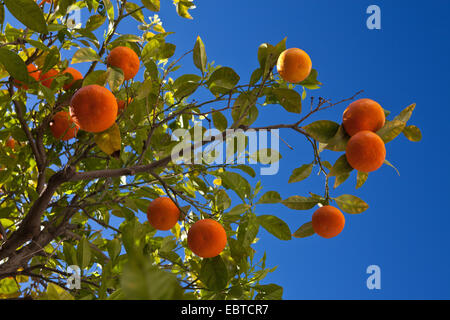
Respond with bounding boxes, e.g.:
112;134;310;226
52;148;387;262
394;103;416;123
322;125;350;152
107;238;121;261
219;171;251;201
270;88;302;113
77;237;92;269
281;196;319;210
299;69;321;89
232;165;256;178
356;171;369;189
238;212;259;247
72;48;101;64
106;67;124;91
85;14;106;31
200;256;229;291
257;215;291;240
376;120;406;143
403;125;422;142
94;123;122;156
328;154;353;177
82;70;107;87
4;0;48;34
207;67;240;95
176;0;194;19
227;203;251;216
257;191;282;204
215;189;231;211
303;120;340;143
249;68;262;86
288;164;313;183
293;221;315;238
193;36;207;74
334;172;350;188
254;284;283;300
41;47;60;74
384;159;400;176
125;2;145;23
142;0;160;11
103;0;115;23
46;283;74;300
334;194;369;214
212;110;228;131
0;48;28;82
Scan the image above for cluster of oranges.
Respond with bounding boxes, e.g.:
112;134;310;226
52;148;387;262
147;197;227;258
277;47;388;239
15;46;140;141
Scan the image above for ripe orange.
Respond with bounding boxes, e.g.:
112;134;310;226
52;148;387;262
343;99;386;136
117;97;132;112
346;130;386;173
312;205;345;239
5;137;15;149
106;46;140;81
40;69;59;88
277;48;312;83
14;64;40;89
69;84;118;133
49;111;80;141
147;197;180;231
187;219;227;258
62;67;83;90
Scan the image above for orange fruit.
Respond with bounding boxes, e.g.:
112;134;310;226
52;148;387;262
147;197;180;231
40;69;59;88
343;99;386;136
49;111;80;141
277;48;312;83
117;97;132;112
14;64;40;89
346;130;386;173
187;219;227;258
62;67;83;90
69;84;118;133
312;205;345;239
106;46;140;81
5;137;16;149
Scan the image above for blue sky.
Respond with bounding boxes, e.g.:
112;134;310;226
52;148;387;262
5;0;450;299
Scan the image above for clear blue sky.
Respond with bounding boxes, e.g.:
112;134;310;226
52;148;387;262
6;0;449;299
152;0;448;299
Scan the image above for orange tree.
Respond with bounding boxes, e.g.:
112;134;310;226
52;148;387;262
0;0;422;299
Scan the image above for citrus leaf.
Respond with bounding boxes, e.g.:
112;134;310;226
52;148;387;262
356;171;369;189
142;0;160;11
394;103;416;123
227;203;251;216
322;125;349;152
334;194;368;214
72;48;101;64
288;164;313;183
4;0;48;34
207;67;240;95
94;123;121;157
281;196;319;210
212;110;228;131
298;69;321;89
273;88;302;113
193;36;206;74
257;191;281;204
403;125;422;142
303;120;340;143
376;120;406;143
254;284;283;300
293;221;315;238
328;154;353;177
106;66;124;91
384;159;400;176
257;215;291;240
200;256;228;291
77;237;92;269
334;172;350;188
0;48;28;82
46;283;74;300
